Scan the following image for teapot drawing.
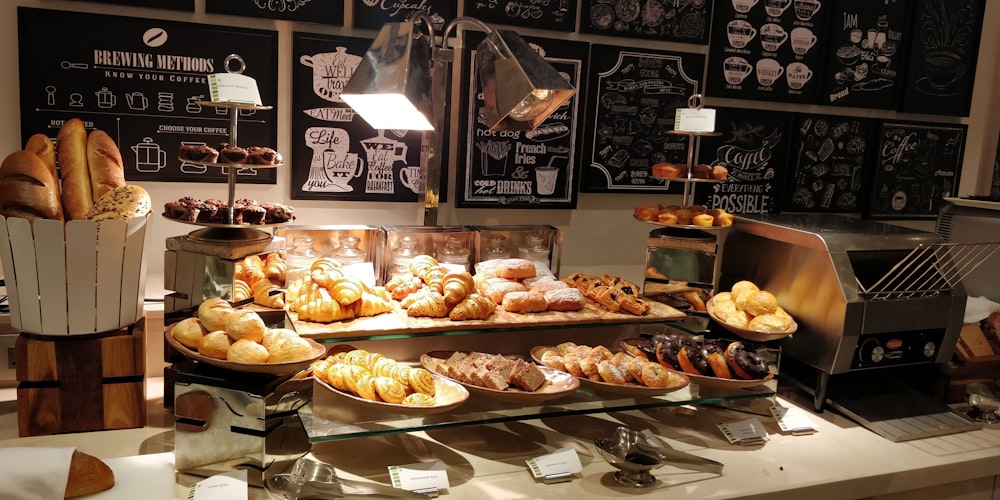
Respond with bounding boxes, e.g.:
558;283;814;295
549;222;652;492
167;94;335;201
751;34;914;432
132;137;167;172
126;92;148;110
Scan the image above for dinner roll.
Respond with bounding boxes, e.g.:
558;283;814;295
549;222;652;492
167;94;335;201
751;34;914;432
171;317;206;350
268;335;315;364
198;298;233;332
198;331;231;360
227;338;269;363
741;290;778;316
262;327;298;351
226;309;266;343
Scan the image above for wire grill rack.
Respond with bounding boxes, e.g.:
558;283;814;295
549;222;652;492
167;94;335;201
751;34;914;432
858;242;1000;300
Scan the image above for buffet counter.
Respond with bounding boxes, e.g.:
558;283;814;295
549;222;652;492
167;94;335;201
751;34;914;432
0;379;997;500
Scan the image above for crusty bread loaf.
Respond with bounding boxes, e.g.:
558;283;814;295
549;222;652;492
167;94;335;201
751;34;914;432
85;185;151;221
57;118;93;220
65;450;115;498
24;133;57;180
0;150;65;221
86;129;127;201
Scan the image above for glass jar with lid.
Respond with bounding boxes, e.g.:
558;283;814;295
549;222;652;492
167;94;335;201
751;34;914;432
518;232;550;265
285;236;319;284
436;235;471;271
332;235;366;265
390;235;422;278
483;234;511;260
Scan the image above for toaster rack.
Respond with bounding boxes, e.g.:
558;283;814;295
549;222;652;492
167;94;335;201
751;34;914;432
859;242;1000;300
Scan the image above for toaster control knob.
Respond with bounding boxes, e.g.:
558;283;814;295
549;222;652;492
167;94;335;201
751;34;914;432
870;346;885;363
923;342;936;358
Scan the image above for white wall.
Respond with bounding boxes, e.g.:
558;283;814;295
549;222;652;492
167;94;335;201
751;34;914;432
1;0;997;295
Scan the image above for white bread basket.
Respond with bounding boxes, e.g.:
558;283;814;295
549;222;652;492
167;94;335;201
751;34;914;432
0;215;151;335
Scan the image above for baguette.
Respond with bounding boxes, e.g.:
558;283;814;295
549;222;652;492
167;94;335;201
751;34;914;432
24;133;57;180
57;118;93;220
65;450;115;498
86;129;127;201
0;150;64;221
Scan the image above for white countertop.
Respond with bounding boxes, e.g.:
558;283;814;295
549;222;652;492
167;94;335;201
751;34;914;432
1;378;997;499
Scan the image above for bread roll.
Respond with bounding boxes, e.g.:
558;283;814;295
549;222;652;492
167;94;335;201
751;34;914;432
24;133;57;180
57;118;93;220
197;331;231;359
171;317;206;349
198;298;233;332
227;338;269;363
225;308;266;343
65;450;115;498
0;150;64;221
86;130;127;201
741;290;778;316
268;335;315;363
85;185;151;221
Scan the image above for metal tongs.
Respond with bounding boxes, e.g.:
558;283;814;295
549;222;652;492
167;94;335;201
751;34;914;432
965;383;1000;424
266;455;435;500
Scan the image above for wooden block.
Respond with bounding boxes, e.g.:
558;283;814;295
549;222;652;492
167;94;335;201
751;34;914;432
104;382;145;430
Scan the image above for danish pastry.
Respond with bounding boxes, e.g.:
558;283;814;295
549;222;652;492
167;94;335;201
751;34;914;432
408;367;437;396
501;291;548;313
402;393;436;406
374;376;407;404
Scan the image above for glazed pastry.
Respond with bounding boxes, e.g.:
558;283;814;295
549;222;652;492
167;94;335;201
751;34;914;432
543;287;586;311
725;342;770;380
677;345;711;375
441;272;475;307
586;286;621;313
501;291;548;313
704;343;732;379
448;293;496;321
495;258;536;279
225;309;266;343
617;293;651;316
227;338;269;364
406;291;448;318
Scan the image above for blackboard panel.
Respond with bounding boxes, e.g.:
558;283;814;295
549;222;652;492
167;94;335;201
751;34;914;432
899;0;985;117
353;0;457;31
290;32;430;202
207;0;345;25
579;0;713;44
18;7;278;185
694;107;791;215
65;0;194;10
456;34;587;209
463;0;576;32
782;114;874;213
705;0;831;104
820;0;909;109
581;45;705;193
867;121;966;220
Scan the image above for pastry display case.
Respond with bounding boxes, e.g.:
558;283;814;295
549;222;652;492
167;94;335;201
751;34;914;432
380;225;475;280
469;225;563;276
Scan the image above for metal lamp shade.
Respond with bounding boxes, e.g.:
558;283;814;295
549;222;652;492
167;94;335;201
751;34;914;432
476;30;575;131
341;22;434;131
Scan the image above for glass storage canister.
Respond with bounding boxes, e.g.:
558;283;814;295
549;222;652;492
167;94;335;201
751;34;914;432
389;235;422;278
286;236;319;284
436;235;471;272
518;233;551;265
332;235;366;265
483;234;512;260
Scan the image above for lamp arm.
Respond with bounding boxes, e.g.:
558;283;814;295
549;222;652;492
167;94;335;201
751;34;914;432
440;16;493;50
407;12;437;40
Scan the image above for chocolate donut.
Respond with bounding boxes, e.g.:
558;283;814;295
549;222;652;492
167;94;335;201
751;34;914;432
655;334;695;370
677;345;712;375
724;342;770;380
703;342;732;379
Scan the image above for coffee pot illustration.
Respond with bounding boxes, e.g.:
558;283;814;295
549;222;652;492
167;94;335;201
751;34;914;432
132;137;167;172
300;46;363;103
95;87;116;108
361;131;408;195
126;92;148;110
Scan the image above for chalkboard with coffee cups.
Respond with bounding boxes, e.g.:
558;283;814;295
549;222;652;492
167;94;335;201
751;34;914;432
353;0;457;31
463;0;577;32
706;0;831;104
17;7;278;185
781;114;875;213
899;0;985;117
580;0;713;44
580;45;705;193
820;0;909;109
456;33;586;208
867;121;966;219
693;107;792;214
206;0;345;25
290;32;431;201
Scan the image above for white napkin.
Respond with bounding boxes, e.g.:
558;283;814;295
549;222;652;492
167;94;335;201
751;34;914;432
964;296;1000;324
0;446;74;500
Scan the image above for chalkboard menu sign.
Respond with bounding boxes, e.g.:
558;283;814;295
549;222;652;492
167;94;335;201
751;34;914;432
900;0;985;116
782;114;873;213
868;121;966;219
463;0;576;31
291;32;428;202
694;107;791;214
18;8;278;185
353;0;456;31
705;0;831;104
581;45;705;193
66;0;193;10
580;0;713;44
820;0;908;109
456;34;586;208
207;0;345;25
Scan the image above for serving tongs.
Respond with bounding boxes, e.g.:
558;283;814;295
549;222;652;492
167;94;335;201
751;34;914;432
296;478;436;499
594;426;723;488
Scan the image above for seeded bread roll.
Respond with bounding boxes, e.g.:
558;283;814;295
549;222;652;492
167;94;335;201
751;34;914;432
86;129;127;201
0;150;65;222
58;118;93;220
85;185;152;221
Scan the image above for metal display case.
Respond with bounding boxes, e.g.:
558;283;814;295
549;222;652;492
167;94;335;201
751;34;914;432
468;225;562;276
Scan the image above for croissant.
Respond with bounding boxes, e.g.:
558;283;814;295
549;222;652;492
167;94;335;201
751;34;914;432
353;291;394;317
330;277;364;305
363;282;392;302
408;255;439;277
448;293;496;321
233;279;251;302
236;255;266;286
264;257;286;283
298;286;355;322
253;281;285;309
406;291;448;318
388;273;424;300
420;266;447;293
285;276;310;310
400;287;434;309
441;272;474;307
309;258;343;288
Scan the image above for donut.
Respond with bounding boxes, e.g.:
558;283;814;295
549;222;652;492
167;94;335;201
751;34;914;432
704;344;732;379
656;334;696;370
677;345;711;375
724;342;770;380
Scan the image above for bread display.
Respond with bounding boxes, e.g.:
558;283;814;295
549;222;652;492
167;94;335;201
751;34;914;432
535;343;687;389
711;280;795;334
65;450;115;498
172;305;318;364
309;348;439;406
433;351;547;392
0;150;64;222
633;203;734;227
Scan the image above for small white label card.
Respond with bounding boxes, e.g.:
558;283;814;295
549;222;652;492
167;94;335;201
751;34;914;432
525;447;583;479
717;417;768;446
770;404;818;435
187;469;248;499
207;73;262;105
674;107;717;132
388;461;449;492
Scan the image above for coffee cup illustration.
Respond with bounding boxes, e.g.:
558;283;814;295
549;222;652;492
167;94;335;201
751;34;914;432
323;151;364;191
924;50;966;90
726;20;757;49
731;0;759;13
793;0;820;21
535;166;559;196
791;27;817;55
785;62;813;89
723;56;753;85
760;23;789;52
756;58;784;86
300;47;363;103
764;0;791;17
399;165;424;194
